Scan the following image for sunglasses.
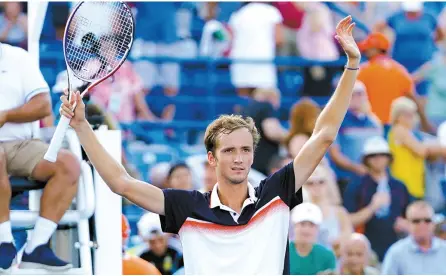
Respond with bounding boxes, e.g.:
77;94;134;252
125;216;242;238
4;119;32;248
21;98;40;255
410;218;432;224
306;180;326;186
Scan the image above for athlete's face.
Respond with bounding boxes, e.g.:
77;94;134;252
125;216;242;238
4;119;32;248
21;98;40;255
208;128;254;185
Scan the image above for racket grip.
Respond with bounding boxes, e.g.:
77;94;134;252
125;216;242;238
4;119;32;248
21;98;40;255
44;116;71;163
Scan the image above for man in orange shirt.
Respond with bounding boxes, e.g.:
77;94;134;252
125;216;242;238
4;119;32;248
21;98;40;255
357;32;432;132
122;215;161;275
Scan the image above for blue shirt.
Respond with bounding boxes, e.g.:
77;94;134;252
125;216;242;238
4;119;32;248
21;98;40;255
343;174;411;261
387;11;438;71
134;2;179;43
160;162;302;274
332;111;382;180
382;236;446;275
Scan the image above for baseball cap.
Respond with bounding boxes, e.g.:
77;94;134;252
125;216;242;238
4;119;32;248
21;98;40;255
362;136;391;157
52;70;85;94
358;32;390;52
402;1;423;12
291;202;323;225
137;212;163;240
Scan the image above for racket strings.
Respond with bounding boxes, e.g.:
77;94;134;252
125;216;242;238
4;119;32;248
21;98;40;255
64;1;133;81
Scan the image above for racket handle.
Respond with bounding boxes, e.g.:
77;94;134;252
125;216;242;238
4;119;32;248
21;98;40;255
44;116;71;163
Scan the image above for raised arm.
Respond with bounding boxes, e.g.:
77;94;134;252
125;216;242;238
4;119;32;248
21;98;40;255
293;16;360;192
60;91;165;215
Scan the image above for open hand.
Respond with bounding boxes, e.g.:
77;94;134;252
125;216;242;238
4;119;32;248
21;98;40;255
335;15;361;60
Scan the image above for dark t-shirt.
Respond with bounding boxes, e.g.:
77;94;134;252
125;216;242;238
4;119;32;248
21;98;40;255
343;174;411;261
139;247;183;275
241;100;280;175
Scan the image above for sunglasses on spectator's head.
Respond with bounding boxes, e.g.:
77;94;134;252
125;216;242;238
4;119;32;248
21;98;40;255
410;218;432;224
306;180;326;186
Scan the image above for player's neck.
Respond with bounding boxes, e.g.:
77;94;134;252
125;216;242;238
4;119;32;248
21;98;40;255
216;181;249;213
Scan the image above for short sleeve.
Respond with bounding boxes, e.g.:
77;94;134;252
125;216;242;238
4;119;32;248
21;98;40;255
386;12;399;29
326;249;336;270
255;162;302;209
160;189;203;234
20;50;50;102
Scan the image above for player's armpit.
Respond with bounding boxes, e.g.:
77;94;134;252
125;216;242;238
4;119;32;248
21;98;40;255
121;177;165;215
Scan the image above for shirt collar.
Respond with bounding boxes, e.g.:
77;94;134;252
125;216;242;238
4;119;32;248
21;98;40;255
408;236;441;253
210;182;257;210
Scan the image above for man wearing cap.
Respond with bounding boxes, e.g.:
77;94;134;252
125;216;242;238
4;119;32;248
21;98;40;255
289;202;337;275
329;80;383;190
137;212;184;275
343;136;411;261
356;32;432;133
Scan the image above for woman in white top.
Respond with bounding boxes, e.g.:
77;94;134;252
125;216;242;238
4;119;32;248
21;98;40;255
304;165;353;258
229;2;283;96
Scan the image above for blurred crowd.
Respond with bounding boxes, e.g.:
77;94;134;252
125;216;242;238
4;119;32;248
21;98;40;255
3;1;446;275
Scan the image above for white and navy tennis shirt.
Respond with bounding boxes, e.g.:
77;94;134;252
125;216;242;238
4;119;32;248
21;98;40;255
160;162;302;274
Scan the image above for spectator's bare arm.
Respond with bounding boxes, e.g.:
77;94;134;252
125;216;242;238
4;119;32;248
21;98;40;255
261;117;287;143
329;144;367;176
394;124;446;158
274;24;284;47
133;90;158;121
412;61;432;83
1;93;51;124
349;192;390;226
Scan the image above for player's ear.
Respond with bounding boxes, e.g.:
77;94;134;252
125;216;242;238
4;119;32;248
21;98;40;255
208;151;217;166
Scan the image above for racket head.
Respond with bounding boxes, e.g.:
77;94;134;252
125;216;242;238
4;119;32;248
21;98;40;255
63;1;135;85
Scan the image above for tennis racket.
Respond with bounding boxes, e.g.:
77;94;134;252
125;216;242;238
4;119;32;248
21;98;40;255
44;1;134;162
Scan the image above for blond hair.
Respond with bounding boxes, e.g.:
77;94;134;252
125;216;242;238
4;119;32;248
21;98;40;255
204;114;260;154
389;96;417;124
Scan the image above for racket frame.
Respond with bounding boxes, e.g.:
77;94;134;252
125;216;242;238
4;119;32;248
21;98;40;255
44;1;135;163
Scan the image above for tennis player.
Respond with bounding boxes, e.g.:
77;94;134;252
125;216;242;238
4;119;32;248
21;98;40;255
60;16;360;274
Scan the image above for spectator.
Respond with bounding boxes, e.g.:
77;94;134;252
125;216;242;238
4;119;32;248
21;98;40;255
435;219;446;240
88;36;168;123
122;215;162;275
138;212;184;275
304;165;351;255
0;2;27;48
241;88;287;176
130;2;190;97
229;2;283;97
375;1;445;97
163;163;193;190
329;81;382;189
296;2;339;61
338;233;380;275
412;44;446;126
296;3;343;98
285;98;320;158
0;43;80;271
274;2;305;57
289;202;337;275
344;136;411;261
148;162;171;188
200;161;217;193
388;96;446;199
381;201;446;274
198;2;231;58
357;32;432;132
267;155;293;176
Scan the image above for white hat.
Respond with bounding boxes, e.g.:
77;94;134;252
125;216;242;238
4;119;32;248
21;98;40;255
402;1;423;12
362;136;391;157
137;212;163;240
52;70;85;94
291;202;323;225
